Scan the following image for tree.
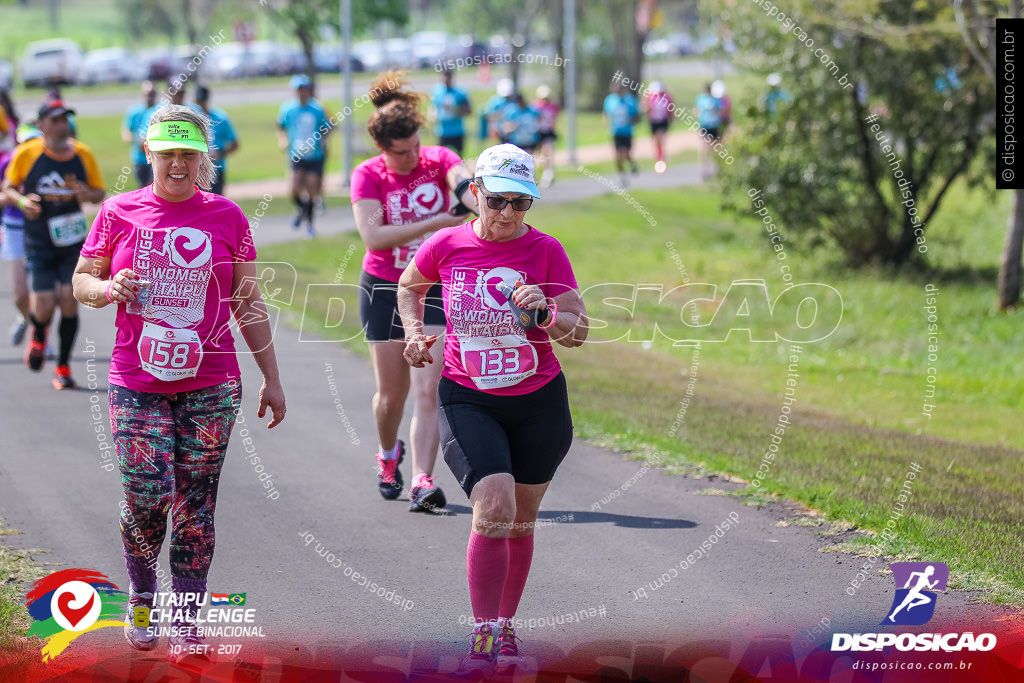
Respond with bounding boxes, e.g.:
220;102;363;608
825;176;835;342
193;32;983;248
716;0;993;266
263;0;408;88
955;0;1023;309
119;0;181;44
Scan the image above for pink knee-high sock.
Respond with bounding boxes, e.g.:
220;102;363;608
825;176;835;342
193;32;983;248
467;531;509;623
498;534;534;618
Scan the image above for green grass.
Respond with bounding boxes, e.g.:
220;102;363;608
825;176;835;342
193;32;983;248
0;518;45;656
257;180;1023;605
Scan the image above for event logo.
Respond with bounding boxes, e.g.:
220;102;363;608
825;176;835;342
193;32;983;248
832;560;997;653
167;227;212;269
883;562;947;626
409;184;442;215
26;568;128;661
478;267;524;310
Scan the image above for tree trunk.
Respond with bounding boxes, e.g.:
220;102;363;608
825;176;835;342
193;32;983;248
997;187;1024;309
553;0;565;106
296;26;316;89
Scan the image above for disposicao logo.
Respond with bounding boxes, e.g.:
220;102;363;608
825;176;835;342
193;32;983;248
831;561;997;653
883;562;947;626
26;568;129;661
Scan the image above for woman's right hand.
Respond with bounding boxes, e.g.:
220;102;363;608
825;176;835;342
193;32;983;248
107;269;140;303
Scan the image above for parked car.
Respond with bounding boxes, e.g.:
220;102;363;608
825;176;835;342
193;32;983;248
207;41;296;80
644;32;698;58
78;47;146;86
311;44;365;73
206;42;260;79
409;31;463;69
137;47;177;82
0;59;13;91
351;38;415;72
19;38;85;88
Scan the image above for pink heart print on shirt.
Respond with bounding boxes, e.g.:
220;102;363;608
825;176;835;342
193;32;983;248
174;233;207;267
56;591;95;629
486;277;510;306
410;184;442;214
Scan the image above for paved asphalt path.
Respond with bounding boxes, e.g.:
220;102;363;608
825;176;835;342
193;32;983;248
0;168;1019;680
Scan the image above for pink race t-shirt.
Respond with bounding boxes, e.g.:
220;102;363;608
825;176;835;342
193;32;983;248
645;92;673;123
350;145;461;283
414;222;579;396
533;100;560;132
80;185;256;392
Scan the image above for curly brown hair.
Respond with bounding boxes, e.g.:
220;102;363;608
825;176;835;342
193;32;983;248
366;70;426;150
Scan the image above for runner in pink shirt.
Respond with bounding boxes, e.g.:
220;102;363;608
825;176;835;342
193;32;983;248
532;85;560;188
398;143;589;676
72;105;286;664
643;81;673;174
351;70;475;513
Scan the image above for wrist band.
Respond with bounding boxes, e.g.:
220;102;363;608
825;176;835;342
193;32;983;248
455;178;472;200
538;301;558;328
105;281;115;304
17;196;25;210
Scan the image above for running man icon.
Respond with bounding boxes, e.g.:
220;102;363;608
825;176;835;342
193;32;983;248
883;562;949;626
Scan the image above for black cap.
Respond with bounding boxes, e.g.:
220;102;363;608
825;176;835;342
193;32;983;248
38;99;76;120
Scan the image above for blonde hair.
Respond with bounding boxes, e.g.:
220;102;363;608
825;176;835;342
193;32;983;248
147;104;216;190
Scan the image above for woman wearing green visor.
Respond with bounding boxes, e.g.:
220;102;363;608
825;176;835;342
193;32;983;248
72;105;286;664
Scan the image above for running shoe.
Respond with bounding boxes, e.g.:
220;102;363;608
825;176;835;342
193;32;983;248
291;211;303;230
456;622;498;679
654;160;667;174
496;617;524;674
9;316;26;345
376;440;405;500
25;339;45;372
52;365;76;390
408;474;447;513
306;223;315;239
167;619;211;665
123;590;158;651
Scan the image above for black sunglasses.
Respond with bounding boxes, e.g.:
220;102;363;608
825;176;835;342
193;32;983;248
480;192;533;212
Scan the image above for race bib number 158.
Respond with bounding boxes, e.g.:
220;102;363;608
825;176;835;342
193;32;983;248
138;322;203;382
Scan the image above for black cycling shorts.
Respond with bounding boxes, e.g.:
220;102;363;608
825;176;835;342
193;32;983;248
439;372;573;497
24;239;81;292
290;158;325;175
359;270;445;342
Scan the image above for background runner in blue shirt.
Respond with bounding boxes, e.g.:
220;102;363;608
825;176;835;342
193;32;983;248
430;70;471;156
277;74;332;236
196;85;239;196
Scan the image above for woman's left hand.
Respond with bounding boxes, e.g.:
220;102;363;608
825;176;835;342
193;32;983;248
258;378;286;428
510;280;548;312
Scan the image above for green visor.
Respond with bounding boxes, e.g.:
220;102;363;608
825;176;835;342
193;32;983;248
146;121;209;153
